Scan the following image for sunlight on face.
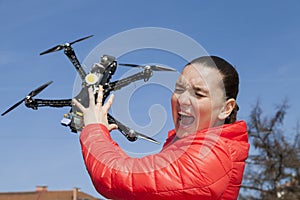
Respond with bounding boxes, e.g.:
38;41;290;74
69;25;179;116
171;64;226;138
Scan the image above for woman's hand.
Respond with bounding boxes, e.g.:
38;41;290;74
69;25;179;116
72;86;118;131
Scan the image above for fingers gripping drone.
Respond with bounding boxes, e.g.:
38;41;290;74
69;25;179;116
2;35;175;144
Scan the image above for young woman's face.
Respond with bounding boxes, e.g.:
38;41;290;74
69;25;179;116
171;64;226;138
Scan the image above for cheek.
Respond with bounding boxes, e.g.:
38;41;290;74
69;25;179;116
193;97;210;110
193;99;213;127
197;99;224;127
171;94;178;119
171;93;177;105
195;101;211;118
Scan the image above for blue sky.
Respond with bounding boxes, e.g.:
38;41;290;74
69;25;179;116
0;0;300;198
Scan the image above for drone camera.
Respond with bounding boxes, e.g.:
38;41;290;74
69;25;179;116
101;55;115;65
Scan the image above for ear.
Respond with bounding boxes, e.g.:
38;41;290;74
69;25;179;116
218;98;236;120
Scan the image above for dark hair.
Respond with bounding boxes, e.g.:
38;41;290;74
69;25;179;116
187;56;239;124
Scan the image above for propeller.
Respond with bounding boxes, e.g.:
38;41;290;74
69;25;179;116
108;114;160;144
39;35;94;55
126;129;161;144
1;81;53;116
133;131;161;144
118;63;176;72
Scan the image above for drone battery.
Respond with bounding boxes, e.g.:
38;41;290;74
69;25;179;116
61;117;72;126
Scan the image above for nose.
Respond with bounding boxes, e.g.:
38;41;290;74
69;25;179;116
177;91;191;106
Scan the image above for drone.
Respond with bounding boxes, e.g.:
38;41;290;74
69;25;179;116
1;35;176;145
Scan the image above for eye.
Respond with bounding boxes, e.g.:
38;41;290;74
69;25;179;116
194;89;208;98
195;92;206;98
174;83;185;94
193;86;208;98
174;87;184;94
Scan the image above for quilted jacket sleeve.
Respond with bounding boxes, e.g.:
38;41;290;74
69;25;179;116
80;124;233;200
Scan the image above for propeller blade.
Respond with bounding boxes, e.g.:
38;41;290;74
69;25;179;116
40;35;93;55
40;45;64;55
1;81;53;116
28;81;53;97
150;65;176;71
118;63;140;68
119;63;176;72
135;132;161;144
1;99;25;116
70;35;94;45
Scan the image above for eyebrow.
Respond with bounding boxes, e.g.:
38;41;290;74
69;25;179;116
175;80;209;94
192;85;209;94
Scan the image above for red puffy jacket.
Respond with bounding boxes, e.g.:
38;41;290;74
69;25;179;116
80;121;249;200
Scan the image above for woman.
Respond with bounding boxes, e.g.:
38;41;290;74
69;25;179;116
73;56;250;200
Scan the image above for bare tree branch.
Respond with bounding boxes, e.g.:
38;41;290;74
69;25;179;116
240;100;300;199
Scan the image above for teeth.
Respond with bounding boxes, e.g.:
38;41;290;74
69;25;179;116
178;111;191;117
178;112;195;126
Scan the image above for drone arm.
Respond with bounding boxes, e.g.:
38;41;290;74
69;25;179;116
64;47;87;81
107;114;160;144
26;99;72;109
107;113;137;142
104;68;153;93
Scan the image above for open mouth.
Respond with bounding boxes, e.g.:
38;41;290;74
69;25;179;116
178;112;195;126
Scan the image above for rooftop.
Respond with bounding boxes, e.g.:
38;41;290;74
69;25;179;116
0;186;100;200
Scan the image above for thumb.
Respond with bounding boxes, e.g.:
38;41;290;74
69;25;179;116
108;123;118;131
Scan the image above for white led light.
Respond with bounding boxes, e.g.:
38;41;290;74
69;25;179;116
85;73;99;85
